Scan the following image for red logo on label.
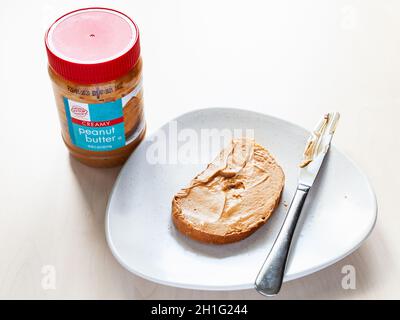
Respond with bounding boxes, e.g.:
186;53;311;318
71;106;88;118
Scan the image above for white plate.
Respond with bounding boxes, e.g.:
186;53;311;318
106;108;377;290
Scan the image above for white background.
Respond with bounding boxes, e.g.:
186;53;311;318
0;0;398;299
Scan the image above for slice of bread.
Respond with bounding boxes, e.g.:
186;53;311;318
172;138;285;244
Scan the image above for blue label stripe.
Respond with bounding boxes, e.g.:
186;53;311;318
88;100;123;121
63;96;126;152
63;97;75;145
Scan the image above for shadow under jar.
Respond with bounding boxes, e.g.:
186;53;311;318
45;8;146;167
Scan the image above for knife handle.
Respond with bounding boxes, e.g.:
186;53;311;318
255;184;310;296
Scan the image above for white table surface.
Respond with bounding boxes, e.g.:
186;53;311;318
0;0;398;299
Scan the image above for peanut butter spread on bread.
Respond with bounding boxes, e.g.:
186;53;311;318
172;138;285;244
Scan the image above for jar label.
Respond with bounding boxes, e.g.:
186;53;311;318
63;84;142;152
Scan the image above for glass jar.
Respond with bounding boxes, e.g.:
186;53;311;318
45;8;145;167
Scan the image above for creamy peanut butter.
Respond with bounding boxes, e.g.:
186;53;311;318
45;8;145;167
48;59;145;167
172;138;285;244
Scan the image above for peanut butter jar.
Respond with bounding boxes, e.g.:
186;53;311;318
45;8;145;167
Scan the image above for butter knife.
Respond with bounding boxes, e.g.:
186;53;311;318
255;112;340;296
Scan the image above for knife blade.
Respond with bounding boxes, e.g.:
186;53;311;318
298;112;340;187
254;112;340;296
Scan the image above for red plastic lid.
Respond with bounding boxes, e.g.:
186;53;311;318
45;7;140;84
